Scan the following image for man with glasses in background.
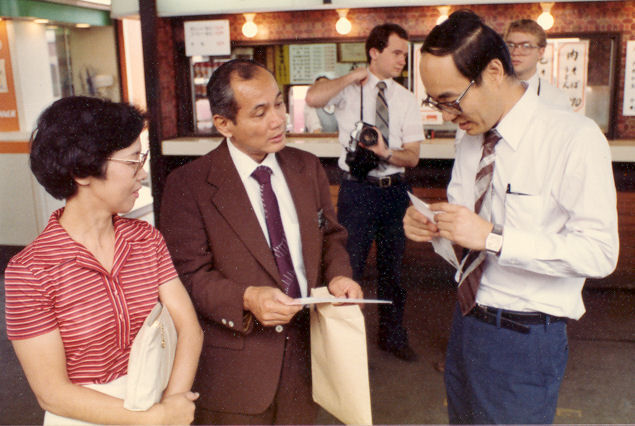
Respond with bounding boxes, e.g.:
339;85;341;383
404;10;618;423
505;19;571;110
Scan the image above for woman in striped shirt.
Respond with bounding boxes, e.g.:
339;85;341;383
4;96;203;425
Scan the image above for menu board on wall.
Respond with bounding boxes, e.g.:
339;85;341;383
289;44;337;84
623;40;635;116
556;40;589;113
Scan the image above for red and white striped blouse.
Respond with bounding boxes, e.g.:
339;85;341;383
4;209;178;385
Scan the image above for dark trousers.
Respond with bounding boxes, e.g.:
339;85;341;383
445;304;569;424
337;179;410;348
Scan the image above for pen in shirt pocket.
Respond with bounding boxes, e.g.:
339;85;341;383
506;183;530;195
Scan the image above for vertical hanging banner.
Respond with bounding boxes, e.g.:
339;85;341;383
622;40;635;116
536;43;555;85
557;41;589;113
0;20;20;132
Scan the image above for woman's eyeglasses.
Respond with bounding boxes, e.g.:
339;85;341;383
421;80;475;115
108;150;149;175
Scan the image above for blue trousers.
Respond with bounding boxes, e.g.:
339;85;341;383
445;304;569;424
337;179;410;348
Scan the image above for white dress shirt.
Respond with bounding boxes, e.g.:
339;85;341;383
227;139;308;297
525;72;572;111
448;88;619;319
328;71;424;177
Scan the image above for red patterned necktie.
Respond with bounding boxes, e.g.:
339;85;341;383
457;129;501;315
251;166;301;298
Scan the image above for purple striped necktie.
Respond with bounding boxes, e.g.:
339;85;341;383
251;165;301;298
457;129;501;315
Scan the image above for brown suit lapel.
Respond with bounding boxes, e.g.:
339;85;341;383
206;142;281;284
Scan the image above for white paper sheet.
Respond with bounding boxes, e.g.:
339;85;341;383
407;192;460;269
289;297;391;306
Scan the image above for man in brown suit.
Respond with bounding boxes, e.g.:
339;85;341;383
160;59;363;424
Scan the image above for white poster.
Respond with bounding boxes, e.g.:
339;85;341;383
556;41;589;113
622;40;635;116
184;20;230;57
413;42;443;125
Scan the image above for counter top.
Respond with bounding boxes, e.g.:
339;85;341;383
162;136;635;162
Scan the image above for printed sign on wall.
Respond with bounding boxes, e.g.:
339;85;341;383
0;20;20;132
184;20;230;57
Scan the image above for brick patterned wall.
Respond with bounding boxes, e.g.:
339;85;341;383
156;1;635;139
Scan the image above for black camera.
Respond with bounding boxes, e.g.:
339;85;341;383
346;121;381;179
350;121;379;147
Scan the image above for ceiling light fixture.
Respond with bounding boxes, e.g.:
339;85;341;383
537;2;555;31
34;18;49;24
242;13;258;38
335;9;352;35
436;6;450;26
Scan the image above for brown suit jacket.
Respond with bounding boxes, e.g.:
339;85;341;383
160;141;352;415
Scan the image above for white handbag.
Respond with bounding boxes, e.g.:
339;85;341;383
124;301;178;411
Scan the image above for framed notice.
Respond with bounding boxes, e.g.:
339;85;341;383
337;43;367;63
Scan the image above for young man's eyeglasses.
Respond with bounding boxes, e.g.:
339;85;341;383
108;150;149;175
421;80;475;115
505;42;541;53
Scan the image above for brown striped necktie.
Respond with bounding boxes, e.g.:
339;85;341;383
251;166;301;298
457;129;501;315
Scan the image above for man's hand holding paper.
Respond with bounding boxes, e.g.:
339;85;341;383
405;192;460;269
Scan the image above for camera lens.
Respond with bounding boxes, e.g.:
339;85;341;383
359;127;378;146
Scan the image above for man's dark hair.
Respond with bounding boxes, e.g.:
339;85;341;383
365;23;408;63
206;59;271;123
30;96;145;200
421;10;515;83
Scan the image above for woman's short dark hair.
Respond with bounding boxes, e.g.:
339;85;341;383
421;10;515;84
365;23;409;63
30;96;145;200
206;59;270;123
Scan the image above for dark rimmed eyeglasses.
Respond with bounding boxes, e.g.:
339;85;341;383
421;80;475;115
108;150;149;175
505;42;541;53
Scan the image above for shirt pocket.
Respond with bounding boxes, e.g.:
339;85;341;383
503;190;543;232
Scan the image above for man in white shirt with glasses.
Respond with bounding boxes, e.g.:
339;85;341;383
505;19;571;110
404;10;618;424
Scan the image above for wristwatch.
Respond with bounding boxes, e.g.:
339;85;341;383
485;224;504;254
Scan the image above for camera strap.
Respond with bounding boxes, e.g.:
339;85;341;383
359;84;364;122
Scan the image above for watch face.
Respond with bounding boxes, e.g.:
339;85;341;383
486;232;503;253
